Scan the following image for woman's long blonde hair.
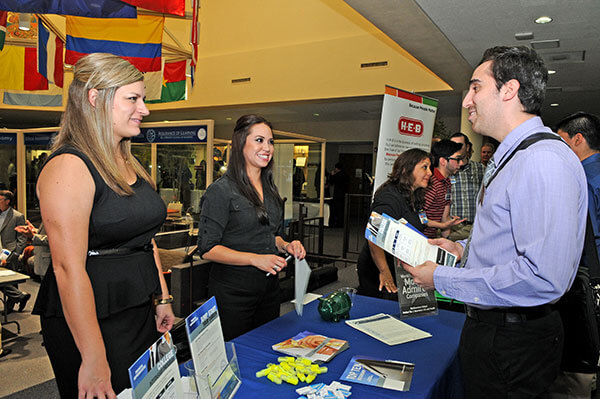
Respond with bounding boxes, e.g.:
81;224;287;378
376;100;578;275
52;53;155;195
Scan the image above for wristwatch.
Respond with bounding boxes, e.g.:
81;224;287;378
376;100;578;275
154;295;173;306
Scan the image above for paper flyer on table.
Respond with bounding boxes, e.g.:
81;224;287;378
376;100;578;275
341;355;415;392
127;332;182;399
345;313;431;346
291;292;322;305
185;296;235;399
365;212;457;267
294;258;312;316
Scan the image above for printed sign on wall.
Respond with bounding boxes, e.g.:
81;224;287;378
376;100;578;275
133;125;208;143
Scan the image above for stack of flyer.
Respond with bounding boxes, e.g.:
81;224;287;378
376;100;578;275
345;313;431;345
341;355;415;392
272;331;349;363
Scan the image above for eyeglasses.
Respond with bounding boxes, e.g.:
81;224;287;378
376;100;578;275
447;156;465;162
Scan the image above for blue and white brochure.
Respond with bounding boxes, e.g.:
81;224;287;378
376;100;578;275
128;332;182;399
185;296;239;399
341;355;415;392
365;211;457;267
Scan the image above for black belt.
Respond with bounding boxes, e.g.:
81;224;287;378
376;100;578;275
465;304;555;325
87;243;153;257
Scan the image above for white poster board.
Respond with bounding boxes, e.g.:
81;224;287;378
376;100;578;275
374;86;438;192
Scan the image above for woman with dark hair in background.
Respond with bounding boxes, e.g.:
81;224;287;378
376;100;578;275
357;149;433;299
197;114;306;341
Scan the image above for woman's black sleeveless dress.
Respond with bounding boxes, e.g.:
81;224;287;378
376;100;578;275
33;146;166;398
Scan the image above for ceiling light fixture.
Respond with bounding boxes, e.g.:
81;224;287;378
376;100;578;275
548;70;556;74
515;32;534;40
535;16;553;24
313;113;320;117
550;103;559;107
226;117;232;121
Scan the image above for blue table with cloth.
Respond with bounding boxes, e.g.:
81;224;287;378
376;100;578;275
230;295;465;398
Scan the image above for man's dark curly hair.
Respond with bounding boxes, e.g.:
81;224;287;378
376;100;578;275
479;46;548;116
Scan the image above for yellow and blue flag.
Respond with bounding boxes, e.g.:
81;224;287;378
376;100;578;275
65;14;163;72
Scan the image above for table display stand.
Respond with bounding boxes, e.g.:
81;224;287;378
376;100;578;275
192;342;242;399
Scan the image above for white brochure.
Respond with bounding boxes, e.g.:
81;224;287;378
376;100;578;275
127;332;183;399
294;258;312;316
185;296;239;399
365;212;457;267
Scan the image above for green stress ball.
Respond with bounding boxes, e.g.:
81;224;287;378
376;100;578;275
317;291;351;322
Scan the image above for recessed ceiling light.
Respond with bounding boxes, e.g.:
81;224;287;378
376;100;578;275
535;16;553;24
550;103;559;107
548;70;556;74
226;117;232;121
313;113;320;117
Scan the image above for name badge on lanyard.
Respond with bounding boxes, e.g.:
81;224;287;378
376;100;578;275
450;176;456;185
418;210;428;225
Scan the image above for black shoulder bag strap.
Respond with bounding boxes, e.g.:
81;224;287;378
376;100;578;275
484;132;563;189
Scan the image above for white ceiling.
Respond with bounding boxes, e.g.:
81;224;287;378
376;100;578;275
1;0;599;138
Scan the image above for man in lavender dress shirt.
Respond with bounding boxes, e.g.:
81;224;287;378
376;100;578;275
404;46;588;398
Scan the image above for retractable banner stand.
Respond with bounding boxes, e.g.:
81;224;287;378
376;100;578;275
373;86;438;191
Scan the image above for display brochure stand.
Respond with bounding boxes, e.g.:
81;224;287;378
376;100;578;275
185;297;242;399
184;342;241;399
394;258;437;319
126;332;183;399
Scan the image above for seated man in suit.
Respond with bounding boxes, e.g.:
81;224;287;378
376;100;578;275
0;190;30;312
16;220;50;280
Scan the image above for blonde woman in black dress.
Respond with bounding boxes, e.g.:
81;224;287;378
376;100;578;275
34;53;174;398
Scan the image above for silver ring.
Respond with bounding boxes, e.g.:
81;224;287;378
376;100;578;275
274;266;280;271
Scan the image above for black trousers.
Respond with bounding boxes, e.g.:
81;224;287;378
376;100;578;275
41;301;158;398
459;310;563;399
209;264;280;341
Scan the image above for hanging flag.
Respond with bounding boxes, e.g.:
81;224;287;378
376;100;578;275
146;60;186;103
38;20;64;88
190;0;198;87
0;11;7;51
65;14;163;72
0;46;48;90
144;68;163;101
120;0;185;17
3;84;62;107
0;0;136;18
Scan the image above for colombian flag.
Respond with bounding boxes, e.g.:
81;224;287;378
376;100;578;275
0;46;48;91
65;15;163;72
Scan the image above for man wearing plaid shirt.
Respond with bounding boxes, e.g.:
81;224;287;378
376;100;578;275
448;133;484;241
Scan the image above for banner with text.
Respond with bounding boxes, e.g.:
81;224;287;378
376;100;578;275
374;86;438;191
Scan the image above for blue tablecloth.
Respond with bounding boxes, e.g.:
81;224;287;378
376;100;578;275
230;295;466;398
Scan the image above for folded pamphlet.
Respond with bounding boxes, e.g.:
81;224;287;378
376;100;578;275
272;331;349;363
365;212;457;267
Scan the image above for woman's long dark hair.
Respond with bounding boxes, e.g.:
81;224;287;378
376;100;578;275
376;148;431;211
226;114;283;220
